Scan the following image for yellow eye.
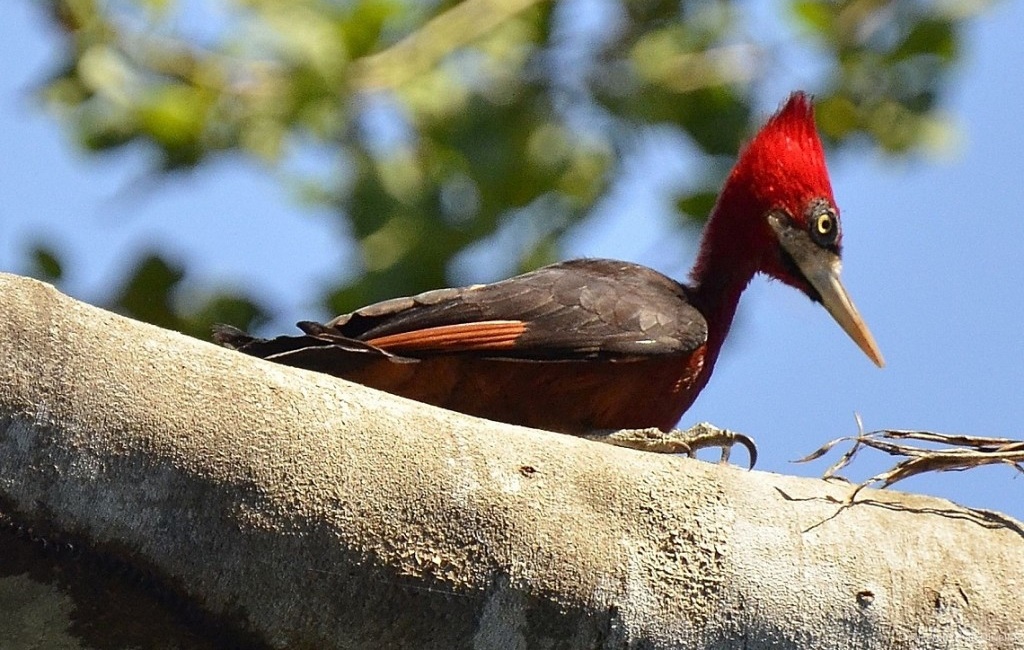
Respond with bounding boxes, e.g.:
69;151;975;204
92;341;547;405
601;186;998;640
816;213;834;236
809;209;839;246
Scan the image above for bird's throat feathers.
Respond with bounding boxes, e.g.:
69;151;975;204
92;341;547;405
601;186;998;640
690;92;835;311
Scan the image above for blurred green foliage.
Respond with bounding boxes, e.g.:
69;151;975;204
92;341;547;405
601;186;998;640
108;253;268;339
31;0;987;334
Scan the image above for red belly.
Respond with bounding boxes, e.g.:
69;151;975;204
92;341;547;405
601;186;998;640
341;347;708;434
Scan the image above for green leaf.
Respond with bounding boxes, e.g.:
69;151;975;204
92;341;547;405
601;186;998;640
676;190;719;224
108;253;185;330
815;94;860;141
790;0;833;34
27;244;65;282
894;18;957;62
137;85;212;168
181;294;269;340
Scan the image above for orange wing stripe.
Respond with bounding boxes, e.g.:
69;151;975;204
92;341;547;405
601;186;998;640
367;320;528;353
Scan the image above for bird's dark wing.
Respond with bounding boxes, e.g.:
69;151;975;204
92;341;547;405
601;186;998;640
215;259;711;433
310;258;707;360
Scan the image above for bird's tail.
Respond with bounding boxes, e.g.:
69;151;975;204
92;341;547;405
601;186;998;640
212;323;418;381
212;324;256;350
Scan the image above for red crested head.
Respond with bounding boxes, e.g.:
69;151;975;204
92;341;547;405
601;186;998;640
691;91;884;368
692;92;841;287
727;92;835;231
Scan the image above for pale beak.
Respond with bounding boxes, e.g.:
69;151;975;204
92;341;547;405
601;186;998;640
768;214;885;367
801;259;885;368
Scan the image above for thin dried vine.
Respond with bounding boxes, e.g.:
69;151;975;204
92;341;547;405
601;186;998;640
797;415;1024;498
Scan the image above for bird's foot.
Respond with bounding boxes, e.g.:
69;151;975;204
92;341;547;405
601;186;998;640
585;422;757;468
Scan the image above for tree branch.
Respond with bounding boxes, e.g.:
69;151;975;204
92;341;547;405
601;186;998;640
0;272;1022;649
348;0;544;90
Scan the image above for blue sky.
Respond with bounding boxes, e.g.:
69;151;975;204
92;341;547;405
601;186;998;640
2;1;1022;521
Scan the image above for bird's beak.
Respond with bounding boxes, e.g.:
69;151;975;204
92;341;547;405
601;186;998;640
800;258;885;368
768;214;885;368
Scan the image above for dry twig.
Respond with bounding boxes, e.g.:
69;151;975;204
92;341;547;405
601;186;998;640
796;415;1024;497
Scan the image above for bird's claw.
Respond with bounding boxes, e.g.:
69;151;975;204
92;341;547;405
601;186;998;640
585;422;758;469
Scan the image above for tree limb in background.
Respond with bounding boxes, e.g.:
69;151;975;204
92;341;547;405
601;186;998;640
349;0;545;90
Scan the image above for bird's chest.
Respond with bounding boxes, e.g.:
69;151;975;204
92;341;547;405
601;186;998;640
605;346;709;431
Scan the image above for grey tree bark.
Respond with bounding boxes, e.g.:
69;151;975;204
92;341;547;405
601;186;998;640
0;272;1021;649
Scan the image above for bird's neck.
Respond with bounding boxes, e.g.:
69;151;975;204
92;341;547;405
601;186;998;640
687;202;762;366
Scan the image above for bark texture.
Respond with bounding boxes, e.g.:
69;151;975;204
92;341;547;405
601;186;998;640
0;272;1021;649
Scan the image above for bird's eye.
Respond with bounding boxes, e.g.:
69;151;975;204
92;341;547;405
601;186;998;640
809;209;839;247
816;213;834;236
